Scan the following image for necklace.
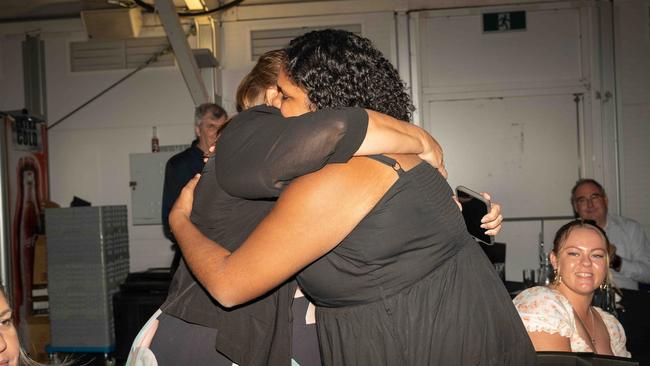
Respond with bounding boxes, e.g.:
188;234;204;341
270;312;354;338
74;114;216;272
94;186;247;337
573;307;597;352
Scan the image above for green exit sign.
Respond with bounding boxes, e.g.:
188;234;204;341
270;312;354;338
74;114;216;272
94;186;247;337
483;11;526;33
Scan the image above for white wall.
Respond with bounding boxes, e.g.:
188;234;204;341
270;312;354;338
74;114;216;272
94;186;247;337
0;35;24;110
615;0;650;234
410;2;609;281
0;19;197;271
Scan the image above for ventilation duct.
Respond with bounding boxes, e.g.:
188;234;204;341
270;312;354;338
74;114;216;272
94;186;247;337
250;24;362;61
70;37;174;72
81;8;143;40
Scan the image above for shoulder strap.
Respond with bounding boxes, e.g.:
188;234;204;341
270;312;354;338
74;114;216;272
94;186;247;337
367;155;405;175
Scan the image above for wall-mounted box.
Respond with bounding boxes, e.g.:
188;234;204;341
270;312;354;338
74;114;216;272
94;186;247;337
81;8;143;40
129;151;176;226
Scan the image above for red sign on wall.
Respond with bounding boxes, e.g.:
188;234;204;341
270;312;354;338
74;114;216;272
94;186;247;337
3;114;49;326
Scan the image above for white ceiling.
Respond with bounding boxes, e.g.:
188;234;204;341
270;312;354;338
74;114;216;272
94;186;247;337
0;0;563;23
0;0;336;22
0;0;238;22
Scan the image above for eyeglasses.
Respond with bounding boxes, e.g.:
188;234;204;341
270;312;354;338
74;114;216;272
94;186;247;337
574;193;604;207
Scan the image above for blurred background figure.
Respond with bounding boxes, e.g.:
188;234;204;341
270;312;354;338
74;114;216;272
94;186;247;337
161;103;228;273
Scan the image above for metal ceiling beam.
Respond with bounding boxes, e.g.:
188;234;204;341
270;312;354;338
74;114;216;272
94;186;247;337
154;0;209;106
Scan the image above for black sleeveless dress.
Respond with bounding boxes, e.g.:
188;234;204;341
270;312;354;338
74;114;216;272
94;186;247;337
296;155;536;365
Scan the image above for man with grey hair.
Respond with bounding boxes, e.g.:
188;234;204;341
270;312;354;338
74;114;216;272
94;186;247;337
571;178;650;290
162;102;228;272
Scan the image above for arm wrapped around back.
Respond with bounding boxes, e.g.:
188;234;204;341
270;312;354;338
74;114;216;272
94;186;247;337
215;105;368;198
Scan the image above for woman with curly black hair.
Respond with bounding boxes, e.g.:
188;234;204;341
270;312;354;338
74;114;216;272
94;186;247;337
172;30;535;365
283;30;413;121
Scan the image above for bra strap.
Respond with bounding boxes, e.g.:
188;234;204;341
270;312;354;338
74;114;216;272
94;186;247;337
367;155;405;175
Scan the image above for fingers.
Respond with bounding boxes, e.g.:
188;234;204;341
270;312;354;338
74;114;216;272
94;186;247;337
481;201;502;224
481;199;498;220
482;213;503;236
418;133;444;171
481;213;503;229
171;174;201;222
480;195;503;236
484;228;501;236
184;174;201;190
178;174;201;207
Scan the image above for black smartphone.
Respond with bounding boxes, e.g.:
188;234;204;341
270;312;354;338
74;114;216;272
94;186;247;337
455;185;494;245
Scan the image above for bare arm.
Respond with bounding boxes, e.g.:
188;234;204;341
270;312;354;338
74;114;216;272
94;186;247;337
527;331;572;352
170;158;396;307
216;107;444;199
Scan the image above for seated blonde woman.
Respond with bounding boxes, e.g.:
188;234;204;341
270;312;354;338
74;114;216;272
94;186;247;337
514;219;630;357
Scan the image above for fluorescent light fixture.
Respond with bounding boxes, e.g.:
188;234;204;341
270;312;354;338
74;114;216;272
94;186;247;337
183;0;205;10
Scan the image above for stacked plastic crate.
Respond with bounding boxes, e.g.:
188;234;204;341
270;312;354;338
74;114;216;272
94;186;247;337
45;205;129;351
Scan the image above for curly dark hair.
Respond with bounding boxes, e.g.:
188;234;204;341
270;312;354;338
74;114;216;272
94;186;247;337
284;29;414;121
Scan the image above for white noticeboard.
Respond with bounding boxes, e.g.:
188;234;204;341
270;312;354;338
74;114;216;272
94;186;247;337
129;152;176;225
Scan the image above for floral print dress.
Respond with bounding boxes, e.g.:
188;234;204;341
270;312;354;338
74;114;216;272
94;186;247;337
513;286;630;357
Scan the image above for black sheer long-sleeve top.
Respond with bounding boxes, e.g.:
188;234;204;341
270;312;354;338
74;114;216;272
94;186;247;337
161;105;368;366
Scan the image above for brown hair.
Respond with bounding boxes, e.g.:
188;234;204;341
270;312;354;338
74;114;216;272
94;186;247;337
552;219;610;255
236;49;285;112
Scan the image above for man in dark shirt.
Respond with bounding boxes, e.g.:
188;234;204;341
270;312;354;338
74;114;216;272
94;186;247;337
162;102;228;273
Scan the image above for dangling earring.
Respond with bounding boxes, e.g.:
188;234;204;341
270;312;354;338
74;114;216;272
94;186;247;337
600;269;611;291
553;267;562;286
599;254;610;291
